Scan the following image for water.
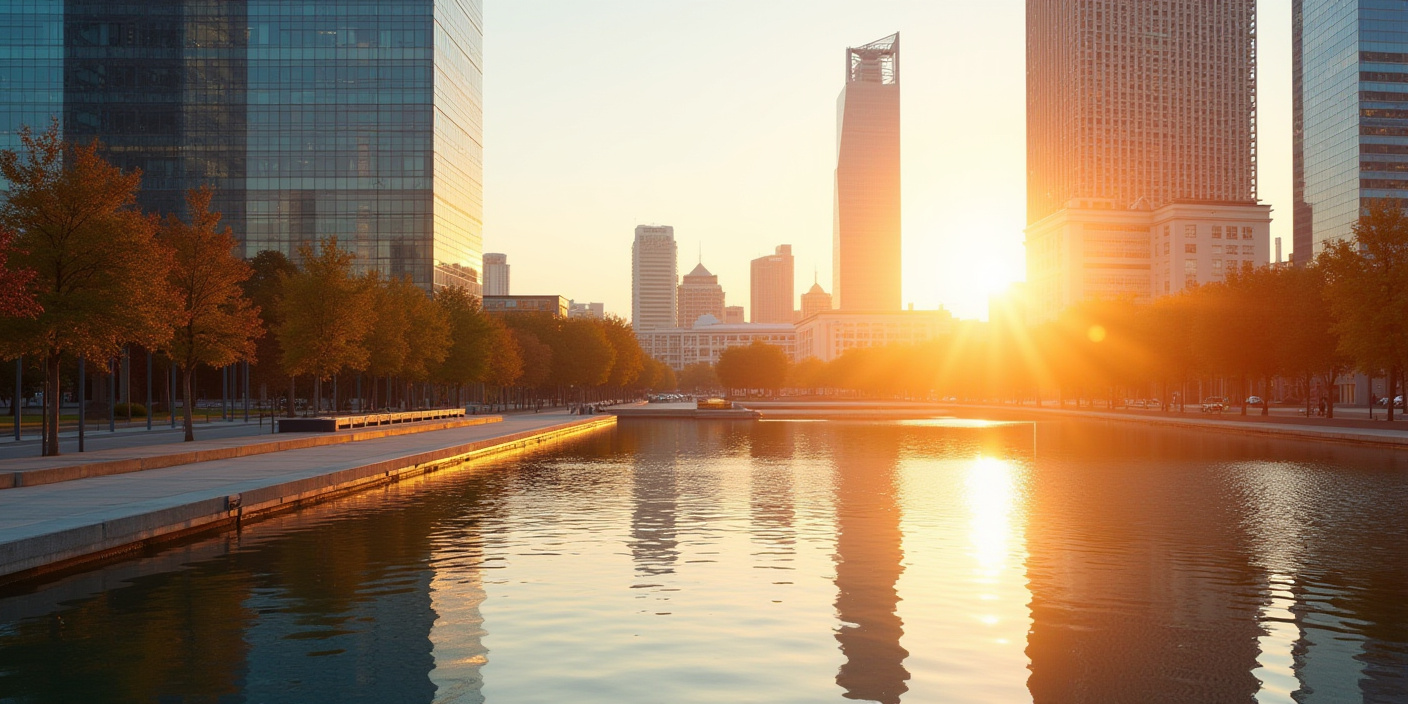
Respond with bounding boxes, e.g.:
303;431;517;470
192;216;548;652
0;418;1405;703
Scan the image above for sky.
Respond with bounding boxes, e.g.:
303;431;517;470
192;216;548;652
483;1;1293;321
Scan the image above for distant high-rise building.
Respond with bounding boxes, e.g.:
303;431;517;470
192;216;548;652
632;225;678;332
483;253;510;296
0;0;486;293
724;306;746;325
750;244;795;323
834;33;902;312
677;263;726;329
1293;1;1408;264
800;278;834;320
1025;1;1263;320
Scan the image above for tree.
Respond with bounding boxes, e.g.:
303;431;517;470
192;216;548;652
679;362;719;391
276;237;375;412
367;274;450;407
715;341;790;395
243;250;298;403
1280;264;1350;418
554;318;615;389
511;328;553;390
159;187;264;441
601;315;644;388
0;226;40;319
0;124;175;455
1321;199;1408;421
434;286;496;390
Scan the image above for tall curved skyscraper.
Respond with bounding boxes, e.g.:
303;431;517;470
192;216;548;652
833;33;902;312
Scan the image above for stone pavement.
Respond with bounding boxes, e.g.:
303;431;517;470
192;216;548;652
0;411;615;582
0;416;502;489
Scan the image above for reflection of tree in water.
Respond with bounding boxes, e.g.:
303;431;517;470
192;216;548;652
830;425;910;704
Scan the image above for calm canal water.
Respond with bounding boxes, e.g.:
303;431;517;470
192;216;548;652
1;418;1406;703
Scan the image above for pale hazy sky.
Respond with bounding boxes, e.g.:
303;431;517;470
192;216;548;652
483;1;1293;321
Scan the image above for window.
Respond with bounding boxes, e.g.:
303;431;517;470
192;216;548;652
1212;226;1222;239
1163;241;1170;254
1226;223;1238;236
1242;227;1253;240
1242;245;1254;255
1185;225;1197;238
1212;244;1223;255
1185;259;1198;286
1185;243;1196;254
1212;259;1224;274
1163;225;1171;238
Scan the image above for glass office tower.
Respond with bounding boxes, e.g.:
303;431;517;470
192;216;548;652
0;0;483;292
1294;0;1408;265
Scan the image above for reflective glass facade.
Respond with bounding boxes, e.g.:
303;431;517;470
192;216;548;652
0;0;63;176
0;0;482;292
1294;0;1408;264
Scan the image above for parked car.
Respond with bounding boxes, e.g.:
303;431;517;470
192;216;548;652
1246;396;1264;406
1201;396;1227;413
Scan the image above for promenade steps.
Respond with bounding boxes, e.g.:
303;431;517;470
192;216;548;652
0;415;500;490
0;414;615;584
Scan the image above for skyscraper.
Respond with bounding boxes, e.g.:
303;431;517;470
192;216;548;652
750;244;795;323
1024;1;1266;321
834;33;902;312
0;0;485;293
632;225;678;332
483;253;510;296
1026;1;1257;224
677;263;726;329
1293;1;1408;264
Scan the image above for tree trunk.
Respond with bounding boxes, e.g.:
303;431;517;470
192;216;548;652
1379;366;1391;419
1324;373;1336;419
1262;375;1270;416
44;350;61;456
287;375;297;417
181;364;196;442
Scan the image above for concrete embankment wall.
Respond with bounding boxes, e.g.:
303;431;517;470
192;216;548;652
0;416;615;585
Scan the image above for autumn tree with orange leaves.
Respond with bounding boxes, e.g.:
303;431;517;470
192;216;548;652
0;124;175;456
159;187;264;442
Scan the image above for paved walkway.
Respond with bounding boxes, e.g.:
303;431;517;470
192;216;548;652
0;411;615;581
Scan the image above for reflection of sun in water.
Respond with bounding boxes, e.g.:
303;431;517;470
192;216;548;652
967;456;1017;577
966;456;1019;633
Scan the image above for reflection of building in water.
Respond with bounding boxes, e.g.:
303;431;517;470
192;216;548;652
1241;459;1408;702
748;422;797;568
628;423;682;577
830;425;910;704
1024;423;1262;703
429;544;489;703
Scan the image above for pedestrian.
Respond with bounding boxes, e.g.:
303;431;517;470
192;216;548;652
1318;397;1327;417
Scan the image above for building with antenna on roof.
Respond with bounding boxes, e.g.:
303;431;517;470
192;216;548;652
800;276;834;320
677;262;726;329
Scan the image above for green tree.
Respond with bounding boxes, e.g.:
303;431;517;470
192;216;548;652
276;237;375;412
0;124;175;455
159;187;264;441
1321;199;1408;420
